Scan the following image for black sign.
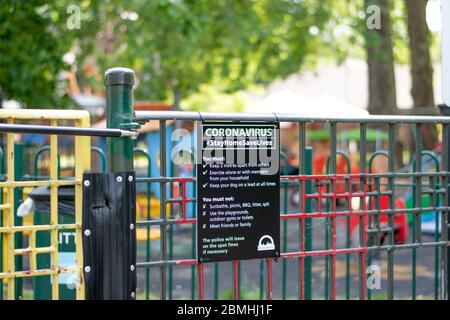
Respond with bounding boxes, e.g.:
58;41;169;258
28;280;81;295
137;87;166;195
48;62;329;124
197;122;280;263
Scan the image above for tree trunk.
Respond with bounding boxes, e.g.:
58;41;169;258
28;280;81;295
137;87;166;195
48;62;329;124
365;0;398;115
404;0;438;151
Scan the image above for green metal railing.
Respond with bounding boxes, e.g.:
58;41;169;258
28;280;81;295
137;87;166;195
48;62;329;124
411;151;441;300
325;150;351;300
132;147;152;300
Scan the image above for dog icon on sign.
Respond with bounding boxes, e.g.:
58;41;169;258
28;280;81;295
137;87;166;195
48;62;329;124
257;235;275;251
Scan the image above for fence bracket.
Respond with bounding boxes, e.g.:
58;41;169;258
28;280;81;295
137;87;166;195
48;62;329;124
82;171;137;300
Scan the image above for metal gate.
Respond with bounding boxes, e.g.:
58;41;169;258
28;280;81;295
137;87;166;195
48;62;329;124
0;106;137;300
0;109;91;299
133;110;450;300
1;67;450;300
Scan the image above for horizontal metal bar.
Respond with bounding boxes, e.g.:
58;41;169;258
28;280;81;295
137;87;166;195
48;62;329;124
0;266;79;279
136;177;195;183
137;259;197;268
366;241;449;252
14;246;54;255
137;206;450;227
135;110;450;124
283;172;450;179
0;179;78;188
0;109;90;120
0;123;137;138
165;198;196;204
137;242;449;268
135;175;447;186
0;223;79;233
305;190;392;199
136;218;196;226
135;111;278;122
367;227;393;233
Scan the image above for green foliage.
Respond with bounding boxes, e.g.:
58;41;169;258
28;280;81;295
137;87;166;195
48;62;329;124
89;0;333;102
0;0;441;108
0;0;99;108
182;84;245;112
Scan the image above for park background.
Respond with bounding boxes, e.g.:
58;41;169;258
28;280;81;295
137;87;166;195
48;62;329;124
1;0;448;300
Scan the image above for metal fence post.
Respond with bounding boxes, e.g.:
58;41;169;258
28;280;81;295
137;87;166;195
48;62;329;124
105;67;136;172
446;122;450;300
14;142;24;299
304;147;312;300
438;105;449;299
84;67;137;300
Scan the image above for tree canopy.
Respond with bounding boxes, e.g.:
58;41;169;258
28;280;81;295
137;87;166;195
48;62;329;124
0;0;100;107
0;0;441;111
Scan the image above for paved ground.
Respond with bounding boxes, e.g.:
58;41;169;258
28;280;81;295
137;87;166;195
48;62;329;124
136;189;442;300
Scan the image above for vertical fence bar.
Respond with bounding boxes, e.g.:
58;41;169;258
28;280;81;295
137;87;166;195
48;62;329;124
328;122;337;299
374;177;381;247
266;259;273;300
412;123;423;300
431;174;439;300
359;123;367;300
13;142;23;299
168;159;175;300
300;179;306;300
304;147;312;300
191;159;197;300
298;122;305;300
345;173;352;300
233;261;239;300
198;263;204;300
259;260;264;299
50;120;59;300
344;174;351;300
281;152;288;300
443;123;449;300
331;177;337;300
416;151;440;300
6;131;15;299
160;120;167;300
387;123;395;300
74;115;91;300
133;148;152;300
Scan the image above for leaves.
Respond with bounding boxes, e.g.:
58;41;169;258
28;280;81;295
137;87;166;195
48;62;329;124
86;0;333;102
0;0;100;108
1;0;439;109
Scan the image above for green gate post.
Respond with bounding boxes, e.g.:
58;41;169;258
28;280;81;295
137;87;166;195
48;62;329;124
14;142;24;299
105;67;136;172
104;67;137;300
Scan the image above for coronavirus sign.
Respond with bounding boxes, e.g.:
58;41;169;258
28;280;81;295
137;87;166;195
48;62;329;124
197;122;280;263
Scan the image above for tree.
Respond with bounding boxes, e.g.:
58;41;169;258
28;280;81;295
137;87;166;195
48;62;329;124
364;0;398;115
0;1;100;108
404;0;438;150
88;0;333;102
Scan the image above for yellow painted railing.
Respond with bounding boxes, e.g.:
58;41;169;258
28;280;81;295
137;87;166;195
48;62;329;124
0;109;91;300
